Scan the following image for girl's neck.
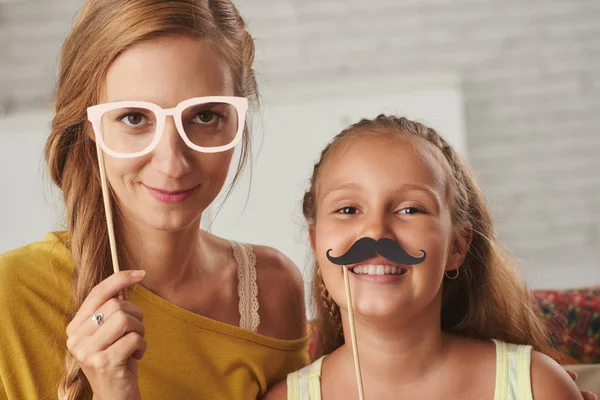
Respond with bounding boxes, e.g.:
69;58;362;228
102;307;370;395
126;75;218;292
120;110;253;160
336;293;450;388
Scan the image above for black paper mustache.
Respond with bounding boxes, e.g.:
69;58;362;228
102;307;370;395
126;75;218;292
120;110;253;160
326;237;427;266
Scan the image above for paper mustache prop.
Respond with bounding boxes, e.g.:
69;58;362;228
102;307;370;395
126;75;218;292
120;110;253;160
326;237;427;400
326;237;426;266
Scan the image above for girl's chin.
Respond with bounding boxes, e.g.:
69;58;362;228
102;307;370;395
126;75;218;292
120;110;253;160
349;301;412;319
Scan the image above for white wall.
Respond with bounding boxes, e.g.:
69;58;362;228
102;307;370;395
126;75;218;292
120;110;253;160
0;110;64;253
0;73;466;258
1;0;598;289
207;74;467;283
1;71;597;290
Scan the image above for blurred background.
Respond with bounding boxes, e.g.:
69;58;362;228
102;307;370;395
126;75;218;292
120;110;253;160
0;0;598;290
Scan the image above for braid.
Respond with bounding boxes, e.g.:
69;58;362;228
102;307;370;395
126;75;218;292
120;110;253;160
58;355;92;400
312;267;344;357
319;269;343;337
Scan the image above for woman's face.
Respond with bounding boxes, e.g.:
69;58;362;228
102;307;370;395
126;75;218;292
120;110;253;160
98;35;236;232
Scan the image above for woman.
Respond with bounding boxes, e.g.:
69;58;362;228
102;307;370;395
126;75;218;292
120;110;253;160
0;1;307;399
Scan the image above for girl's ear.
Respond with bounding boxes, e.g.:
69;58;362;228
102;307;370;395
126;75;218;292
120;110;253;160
446;223;473;272
309;224;316;253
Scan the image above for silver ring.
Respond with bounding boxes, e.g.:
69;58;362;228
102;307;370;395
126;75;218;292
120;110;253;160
91;313;104;326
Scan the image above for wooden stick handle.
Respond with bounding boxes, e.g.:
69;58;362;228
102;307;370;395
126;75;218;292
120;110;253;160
343;265;365;400
95;142;124;298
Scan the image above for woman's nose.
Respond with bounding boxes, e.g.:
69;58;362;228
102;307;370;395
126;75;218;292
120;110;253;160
150;117;192;178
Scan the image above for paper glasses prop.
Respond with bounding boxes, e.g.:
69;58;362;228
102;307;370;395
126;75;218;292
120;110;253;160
326;237;427;400
87;96;248;281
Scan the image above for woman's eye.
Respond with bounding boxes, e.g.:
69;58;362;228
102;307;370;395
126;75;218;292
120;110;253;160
193;111;219;124
336;206;358;215
121;113;146;127
398;207;422;215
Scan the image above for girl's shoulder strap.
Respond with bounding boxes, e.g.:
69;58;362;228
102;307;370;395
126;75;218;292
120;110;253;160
286;356;325;400
492;339;533;400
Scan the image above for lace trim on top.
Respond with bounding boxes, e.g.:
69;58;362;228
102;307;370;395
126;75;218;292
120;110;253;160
232;241;260;332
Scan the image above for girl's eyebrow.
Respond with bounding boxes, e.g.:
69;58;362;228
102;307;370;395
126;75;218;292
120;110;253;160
322;182;442;206
399;183;441;198
395;183;443;212
321;183;362;201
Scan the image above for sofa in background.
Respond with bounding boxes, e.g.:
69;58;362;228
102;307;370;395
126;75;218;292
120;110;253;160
535;286;599;393
534;286;599;365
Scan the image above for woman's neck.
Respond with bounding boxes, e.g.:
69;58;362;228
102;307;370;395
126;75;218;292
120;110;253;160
116;216;205;293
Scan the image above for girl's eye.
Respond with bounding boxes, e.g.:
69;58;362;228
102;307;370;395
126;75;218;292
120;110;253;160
336;206;358;215
398;207;422;215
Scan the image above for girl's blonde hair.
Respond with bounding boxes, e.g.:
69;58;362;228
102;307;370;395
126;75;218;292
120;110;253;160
302;114;553;360
45;1;257;398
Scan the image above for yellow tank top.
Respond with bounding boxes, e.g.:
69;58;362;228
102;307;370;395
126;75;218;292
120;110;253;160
286;340;533;400
0;232;309;400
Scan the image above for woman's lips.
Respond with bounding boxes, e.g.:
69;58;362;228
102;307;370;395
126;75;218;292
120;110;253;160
144;184;199;204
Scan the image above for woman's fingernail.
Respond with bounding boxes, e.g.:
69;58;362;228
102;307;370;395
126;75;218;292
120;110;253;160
130;270;146;279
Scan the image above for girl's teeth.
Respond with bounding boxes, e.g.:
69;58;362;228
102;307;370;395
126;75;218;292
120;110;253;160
352;265;407;275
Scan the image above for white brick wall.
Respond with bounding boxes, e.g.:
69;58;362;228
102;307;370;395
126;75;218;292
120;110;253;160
0;0;598;288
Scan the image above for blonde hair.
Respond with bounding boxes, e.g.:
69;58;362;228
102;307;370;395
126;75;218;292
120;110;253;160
45;1;257;398
302;115;553;359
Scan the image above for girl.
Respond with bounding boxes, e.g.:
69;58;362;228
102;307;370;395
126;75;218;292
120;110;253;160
0;1;308;399
265;115;585;399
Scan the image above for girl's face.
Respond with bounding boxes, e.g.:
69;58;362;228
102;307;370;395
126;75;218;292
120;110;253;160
98;35;235;232
311;133;466;324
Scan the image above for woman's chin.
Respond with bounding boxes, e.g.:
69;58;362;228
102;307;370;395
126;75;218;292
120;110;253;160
140;213;201;233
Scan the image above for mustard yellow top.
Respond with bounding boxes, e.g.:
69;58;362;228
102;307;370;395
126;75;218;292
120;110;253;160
0;232;309;400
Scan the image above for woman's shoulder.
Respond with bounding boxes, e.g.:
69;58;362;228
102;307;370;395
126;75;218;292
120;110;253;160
0;231;71;271
251;243;307;340
250;244;303;286
207;232;304;288
0;231;73;302
0;232;73;395
201;231;307;340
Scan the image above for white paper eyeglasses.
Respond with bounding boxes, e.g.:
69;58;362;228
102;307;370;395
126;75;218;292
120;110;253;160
87;96;248;158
